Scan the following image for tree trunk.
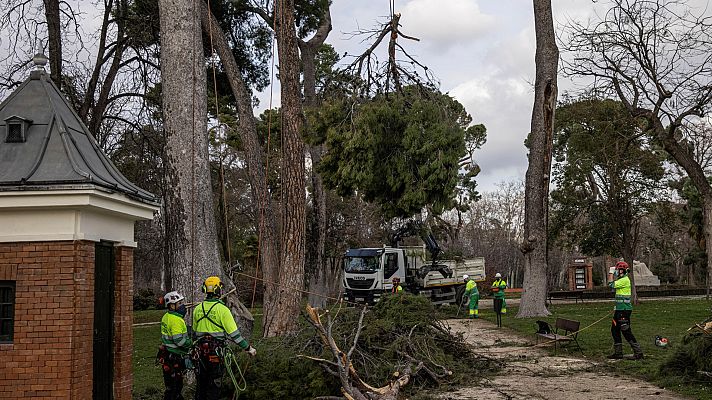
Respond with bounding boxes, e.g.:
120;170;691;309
198;2;279;322
88;0;128;137
518;0;558;318
299;10;331;308
158;0;221;303
43;0;62;89
306;145;329;307
704;196;712;299
268;0;307;336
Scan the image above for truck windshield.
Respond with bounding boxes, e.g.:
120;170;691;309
344;256;379;273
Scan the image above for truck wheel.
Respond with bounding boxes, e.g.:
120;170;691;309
455;285;468;309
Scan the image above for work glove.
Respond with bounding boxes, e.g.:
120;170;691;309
246;346;257;357
608;267;616;275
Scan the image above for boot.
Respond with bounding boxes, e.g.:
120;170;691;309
607;343;623;359
630;342;644;360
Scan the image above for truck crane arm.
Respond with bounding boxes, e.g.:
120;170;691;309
390;221;452;279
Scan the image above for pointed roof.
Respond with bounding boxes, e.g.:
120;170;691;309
0;57;158;205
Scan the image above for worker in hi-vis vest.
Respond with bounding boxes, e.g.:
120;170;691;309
392;276;404;293
463;274;479;318
607;261;643;360
491;273;507;314
193;276;256;400
159;291;191;400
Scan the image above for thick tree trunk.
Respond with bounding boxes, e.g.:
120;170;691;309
158;0;221;304
268;0;307;336
299;11;331;308
704;197;712;299
518;0;558;318
199;2;279;321
43;0;62;89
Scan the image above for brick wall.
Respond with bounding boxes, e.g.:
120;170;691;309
113;246;133;400
0;241;134;400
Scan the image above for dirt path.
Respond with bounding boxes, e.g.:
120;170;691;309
436;318;685;400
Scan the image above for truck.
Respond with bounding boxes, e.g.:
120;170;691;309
342;244;486;305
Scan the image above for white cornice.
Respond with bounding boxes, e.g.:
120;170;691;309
0;189;158;219
0;190;158;247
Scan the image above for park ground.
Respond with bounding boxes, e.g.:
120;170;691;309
133;298;712;399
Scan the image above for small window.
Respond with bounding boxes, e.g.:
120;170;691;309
383;253;399;279
6;123;24;143
0;281;15;343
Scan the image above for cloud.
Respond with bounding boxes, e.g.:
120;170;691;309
398;0;496;49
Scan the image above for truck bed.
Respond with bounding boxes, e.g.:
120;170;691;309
417;257;486;288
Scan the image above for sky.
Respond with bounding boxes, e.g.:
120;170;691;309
256;0;611;192
3;0;711;193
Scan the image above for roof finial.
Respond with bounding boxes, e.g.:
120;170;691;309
32;53;48;70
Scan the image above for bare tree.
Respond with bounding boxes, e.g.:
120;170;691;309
42;0;61;87
0;0;81;91
519;0;558;317
158;0;221;302
563;0;712;297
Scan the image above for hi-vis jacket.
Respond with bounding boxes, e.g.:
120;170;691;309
608;274;632;311
192;298;249;349
464;279;478;297
161;311;192;355
491;279;507;299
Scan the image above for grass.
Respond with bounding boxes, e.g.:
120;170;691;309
133;300;712;398
475;298;712;399
133;310;165;399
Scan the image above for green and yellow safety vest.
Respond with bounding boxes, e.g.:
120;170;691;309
161;311;192;355
464;280;478;297
491;279;507;299
609;274;632;311
193;298;249;349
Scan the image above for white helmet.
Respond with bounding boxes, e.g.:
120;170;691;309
164;291;184;305
495;273;502;278
463;274;470;281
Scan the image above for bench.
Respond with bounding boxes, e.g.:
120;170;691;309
535;318;583;354
546;290;584;306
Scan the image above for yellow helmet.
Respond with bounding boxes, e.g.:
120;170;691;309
202;276;223;294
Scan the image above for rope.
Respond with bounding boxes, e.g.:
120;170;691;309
238;271;366;307
221;346;248;393
205;0;233;269
482;310;612;354
189;0;198;306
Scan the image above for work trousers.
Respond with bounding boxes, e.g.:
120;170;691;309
194;357;225;400
611;310;637;344
468;294;479;317
162;353;185;400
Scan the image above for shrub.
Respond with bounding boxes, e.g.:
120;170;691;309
659;332;712;378
134;288;159;311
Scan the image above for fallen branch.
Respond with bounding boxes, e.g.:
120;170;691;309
302;305;421;400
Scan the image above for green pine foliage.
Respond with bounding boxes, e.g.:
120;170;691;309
317;87;484;218
660;332;712;378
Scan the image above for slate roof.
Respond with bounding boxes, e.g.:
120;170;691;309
0;61;158;204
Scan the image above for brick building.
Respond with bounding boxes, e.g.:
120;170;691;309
0;55;159;399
